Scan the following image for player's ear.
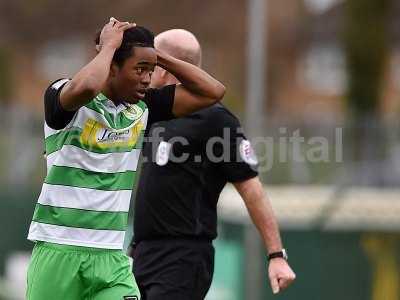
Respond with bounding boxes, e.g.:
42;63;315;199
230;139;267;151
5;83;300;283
110;62;119;77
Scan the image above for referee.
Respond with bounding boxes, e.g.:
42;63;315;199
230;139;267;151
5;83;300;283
130;29;295;300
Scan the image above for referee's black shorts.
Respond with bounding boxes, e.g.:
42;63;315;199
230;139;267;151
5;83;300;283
132;238;214;300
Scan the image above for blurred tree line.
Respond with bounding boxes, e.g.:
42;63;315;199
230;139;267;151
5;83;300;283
344;0;391;118
343;0;392;184
0;48;12;103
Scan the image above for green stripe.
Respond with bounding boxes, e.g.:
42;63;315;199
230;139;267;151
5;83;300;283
137;100;148;111
33;203;128;231
95;94;147;112
45;129;144;155
45;166;135;191
85;101;118;128
85;101;144;129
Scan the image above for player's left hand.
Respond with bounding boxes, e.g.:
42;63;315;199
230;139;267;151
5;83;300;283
96;17;136;52
268;258;296;294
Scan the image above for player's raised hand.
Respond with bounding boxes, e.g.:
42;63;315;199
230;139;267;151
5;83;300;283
268;258;296;294
98;17;136;51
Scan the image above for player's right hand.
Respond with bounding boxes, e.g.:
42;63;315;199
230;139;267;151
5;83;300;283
98;17;136;51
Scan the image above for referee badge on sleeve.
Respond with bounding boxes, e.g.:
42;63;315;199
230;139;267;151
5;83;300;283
156;141;172;166
239;140;258;165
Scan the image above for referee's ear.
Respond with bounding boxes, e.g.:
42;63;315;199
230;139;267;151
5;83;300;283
160;68;169;79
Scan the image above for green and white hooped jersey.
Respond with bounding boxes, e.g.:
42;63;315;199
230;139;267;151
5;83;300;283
28;79;149;249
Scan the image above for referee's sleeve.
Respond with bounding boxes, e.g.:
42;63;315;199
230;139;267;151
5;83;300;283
44;78;76;130
215;112;259;183
143;84;176;127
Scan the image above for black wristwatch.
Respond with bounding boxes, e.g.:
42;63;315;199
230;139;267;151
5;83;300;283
268;249;288;261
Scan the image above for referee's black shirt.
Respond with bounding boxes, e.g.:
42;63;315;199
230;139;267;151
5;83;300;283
133;104;258;243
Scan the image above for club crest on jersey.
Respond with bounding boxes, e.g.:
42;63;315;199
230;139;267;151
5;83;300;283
239;140;258;165
123;104;143;121
156;141;172;166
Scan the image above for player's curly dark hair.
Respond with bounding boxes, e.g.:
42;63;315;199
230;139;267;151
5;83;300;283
95;25;155;67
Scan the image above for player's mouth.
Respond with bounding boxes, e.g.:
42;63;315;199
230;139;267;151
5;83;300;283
135;88;147;99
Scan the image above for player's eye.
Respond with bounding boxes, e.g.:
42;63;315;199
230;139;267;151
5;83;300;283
135;67;144;74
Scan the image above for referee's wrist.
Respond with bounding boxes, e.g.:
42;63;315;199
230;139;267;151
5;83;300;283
268;248;288;261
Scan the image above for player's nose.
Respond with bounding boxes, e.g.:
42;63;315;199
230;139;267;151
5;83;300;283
141;72;151;85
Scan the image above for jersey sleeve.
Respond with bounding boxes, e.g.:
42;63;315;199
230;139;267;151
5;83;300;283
143;84;176;127
212;109;259;182
44;78;76;130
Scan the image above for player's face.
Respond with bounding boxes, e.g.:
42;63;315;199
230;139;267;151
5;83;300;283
111;47;157;103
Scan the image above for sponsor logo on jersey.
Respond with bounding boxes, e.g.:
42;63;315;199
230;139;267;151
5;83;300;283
80;118;144;149
123;296;138;300
97;128;131;143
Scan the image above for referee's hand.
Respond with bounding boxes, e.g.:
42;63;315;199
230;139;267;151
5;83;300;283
268;258;296;294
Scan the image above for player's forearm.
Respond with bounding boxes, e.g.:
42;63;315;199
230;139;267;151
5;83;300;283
157;50;225;100
235;178;283;254
60;46;116;111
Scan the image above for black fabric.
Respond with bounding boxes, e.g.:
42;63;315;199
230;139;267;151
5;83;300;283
133;239;214;300
133;104;258;243
143;84;176;128
44;79;76;130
